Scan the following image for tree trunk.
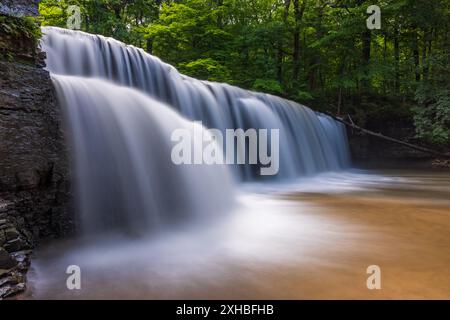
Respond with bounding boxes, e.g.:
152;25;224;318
277;0;291;84
337;87;342;116
394;29;400;94
216;0;224;28
292;0;307;81
277;47;283;83
383;33;387;94
361;30;371;91
422;28;430;80
326;113;450;159
412;28;420;82
284;0;291;21
146;37;153;54
308;2;323;91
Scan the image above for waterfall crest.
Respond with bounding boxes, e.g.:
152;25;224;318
41;26;350;235
42;26;350;181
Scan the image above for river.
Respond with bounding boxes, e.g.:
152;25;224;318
25;169;450;299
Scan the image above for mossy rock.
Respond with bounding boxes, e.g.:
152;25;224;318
0;14;42;63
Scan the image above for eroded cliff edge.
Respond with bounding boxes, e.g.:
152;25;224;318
0;0;71;298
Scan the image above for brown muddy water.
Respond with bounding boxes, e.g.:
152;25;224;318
25;169;450;299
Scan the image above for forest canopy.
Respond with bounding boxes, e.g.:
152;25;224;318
39;0;449;148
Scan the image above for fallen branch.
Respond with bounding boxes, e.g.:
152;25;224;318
325;112;450;159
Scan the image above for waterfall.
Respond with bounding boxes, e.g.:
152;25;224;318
41;26;350;235
52;75;233;235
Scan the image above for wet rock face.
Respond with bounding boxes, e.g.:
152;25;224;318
0;60;72;236
0;216;32;299
0;62;66;192
0;247;16;269
0;62;72;298
0;0;72;299
0;1;39;17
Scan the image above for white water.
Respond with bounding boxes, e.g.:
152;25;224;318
41;26;350;182
40;26;350;235
52;75;233;235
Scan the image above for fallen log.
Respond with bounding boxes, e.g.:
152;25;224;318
325;112;450;159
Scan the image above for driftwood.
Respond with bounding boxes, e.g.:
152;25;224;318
325;113;450;159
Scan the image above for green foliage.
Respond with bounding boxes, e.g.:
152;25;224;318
252;79;284;95
38;0;450;149
413;95;450;147
179;58;231;82
413;55;450;147
38;0;67;27
0;15;42;45
145;0;233;66
40;0;160;45
295;89;314;101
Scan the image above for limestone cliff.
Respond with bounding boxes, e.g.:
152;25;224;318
0;0;71;298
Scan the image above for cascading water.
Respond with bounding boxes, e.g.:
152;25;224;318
41;26;350;235
52;75;233;235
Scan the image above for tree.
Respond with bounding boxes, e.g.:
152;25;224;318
39;0;450;148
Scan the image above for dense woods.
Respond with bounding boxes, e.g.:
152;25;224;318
39;0;449;149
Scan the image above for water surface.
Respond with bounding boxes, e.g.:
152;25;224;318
27;170;450;299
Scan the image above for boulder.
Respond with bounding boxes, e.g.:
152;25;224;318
4;228;19;241
0;247;16;270
0;230;5;246
0;0;39;17
3;238;26;253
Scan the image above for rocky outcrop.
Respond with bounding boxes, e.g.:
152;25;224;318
0;0;39;17
0;1;71;299
0;219;31;298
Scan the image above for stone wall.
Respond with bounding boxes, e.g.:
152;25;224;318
0;0;71;298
